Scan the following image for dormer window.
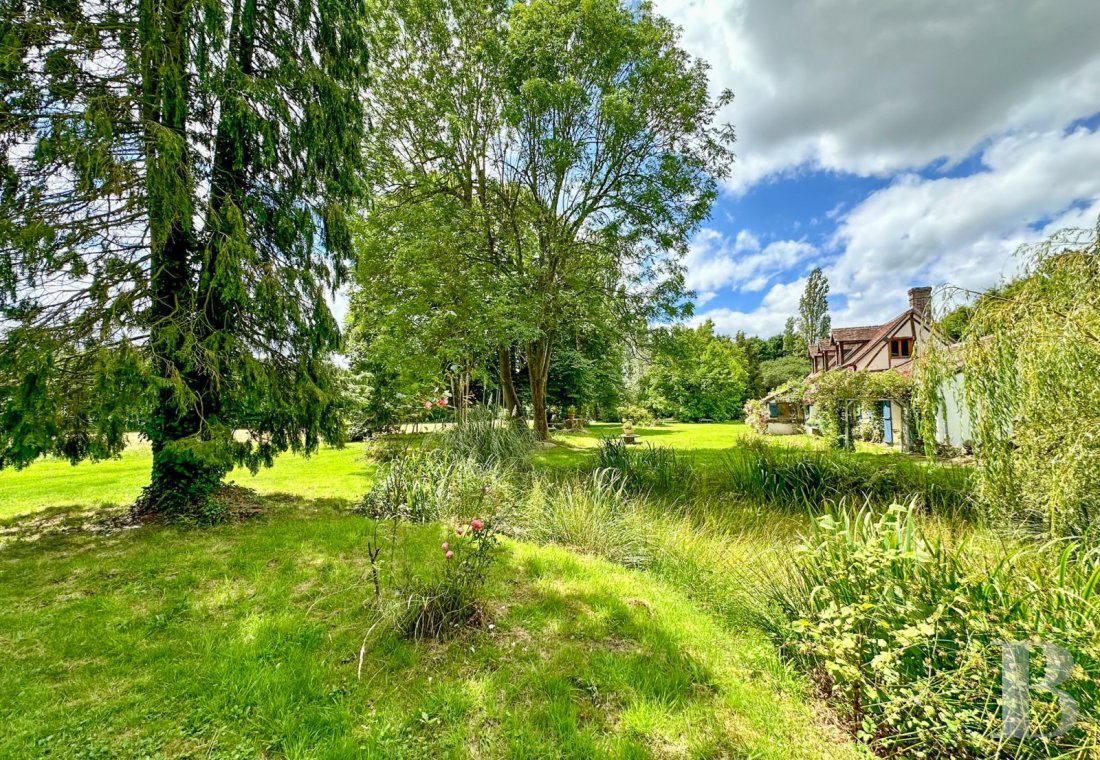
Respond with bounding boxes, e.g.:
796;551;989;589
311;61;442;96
890;337;913;358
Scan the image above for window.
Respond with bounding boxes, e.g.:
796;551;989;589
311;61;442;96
890;337;913;358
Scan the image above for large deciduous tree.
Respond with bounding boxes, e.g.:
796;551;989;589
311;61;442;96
502;0;733;438
636;321;750;422
0;0;370;518
915;223;1100;536
354;0;734;439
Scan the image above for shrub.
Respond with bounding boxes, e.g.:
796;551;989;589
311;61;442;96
357;449;517;525
758;503;1100;758
722;439;974;518
616;403;656;426
519;470;648;567
395;518;499;640
434;408;537;469
593;438;696;497
363;434;414;464
743;399;769;434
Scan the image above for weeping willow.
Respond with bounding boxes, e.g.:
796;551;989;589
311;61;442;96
1;0;370;518
916;223;1100;536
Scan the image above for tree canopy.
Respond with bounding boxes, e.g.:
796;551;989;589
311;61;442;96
635;321;751;422
349;0;734;438
915;223;1100;536
798;267;831;347
0;0;371;517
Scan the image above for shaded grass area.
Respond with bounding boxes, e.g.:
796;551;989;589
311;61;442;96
0;443;373;519
0;502;856;759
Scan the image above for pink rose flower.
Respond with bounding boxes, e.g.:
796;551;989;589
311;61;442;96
445;550;454;560
456;526;465;536
423;400;433;409
470;519;484;532
437;398;448;407
441;542;449;551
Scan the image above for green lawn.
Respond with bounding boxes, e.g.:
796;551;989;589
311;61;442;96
0;422;912;758
539;420;904;471
0;442;373;519
0;501;856;759
538;421;754;470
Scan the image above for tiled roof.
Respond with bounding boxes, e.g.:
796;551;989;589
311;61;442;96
831;325;879;342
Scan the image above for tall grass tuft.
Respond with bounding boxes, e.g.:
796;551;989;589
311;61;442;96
593;438;696;497
519;470;649;567
757;502;1100;758
358;449;517;525
435;407;537;469
722;438;974;517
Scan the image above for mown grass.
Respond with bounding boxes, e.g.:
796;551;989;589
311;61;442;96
0;500;857;759
0;421;993;758
536;421;755;471
0;442;373;519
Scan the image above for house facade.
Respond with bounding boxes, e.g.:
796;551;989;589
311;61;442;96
763;287;943;444
807;287;933;376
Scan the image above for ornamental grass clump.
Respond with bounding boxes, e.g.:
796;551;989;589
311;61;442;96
520;470;649;568
435;408;537;470
593;438;696;497
759;502;1100;758
722;438;974;518
357;449;518;525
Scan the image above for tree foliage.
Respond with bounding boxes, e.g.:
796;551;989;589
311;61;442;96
798;267;831;347
0;0;370;517
350;0;734;439
915;223;1100;536
636;321;750;421
759;355;811;392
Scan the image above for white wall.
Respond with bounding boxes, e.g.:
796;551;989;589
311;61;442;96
935;371;973;448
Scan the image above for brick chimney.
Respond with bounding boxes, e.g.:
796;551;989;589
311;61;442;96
908;287;932;319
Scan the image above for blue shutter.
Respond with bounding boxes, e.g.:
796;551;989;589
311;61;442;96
769;402;779;418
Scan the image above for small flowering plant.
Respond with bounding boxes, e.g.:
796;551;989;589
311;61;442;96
441;517;498;595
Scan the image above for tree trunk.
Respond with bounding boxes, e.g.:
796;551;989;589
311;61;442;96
499;346;524;426
529;338;552;441
140;0;227;518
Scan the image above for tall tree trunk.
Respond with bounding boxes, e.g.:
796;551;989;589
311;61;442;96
529;338;552;441
142;0;226;516
499;346;524;426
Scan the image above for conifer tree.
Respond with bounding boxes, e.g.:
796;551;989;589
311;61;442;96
0;0;371;518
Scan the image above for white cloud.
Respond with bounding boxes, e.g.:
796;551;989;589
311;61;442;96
655;0;1100;191
695;127;1100;335
827;127;1100;325
658;0;1100;337
684;229;815;295
691;278;805;337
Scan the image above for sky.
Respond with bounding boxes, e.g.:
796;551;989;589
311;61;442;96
651;0;1100;337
